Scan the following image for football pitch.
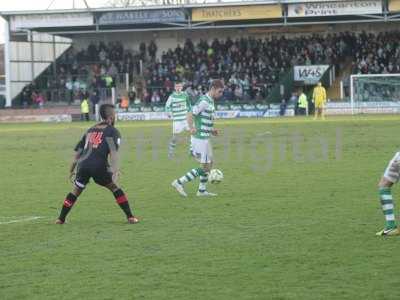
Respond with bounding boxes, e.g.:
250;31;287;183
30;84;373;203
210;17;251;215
2;116;400;300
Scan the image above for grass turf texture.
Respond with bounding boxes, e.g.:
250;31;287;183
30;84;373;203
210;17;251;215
1;116;400;300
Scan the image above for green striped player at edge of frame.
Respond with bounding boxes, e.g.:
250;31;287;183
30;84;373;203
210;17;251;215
165;80;193;159
171;79;224;197
377;151;400;236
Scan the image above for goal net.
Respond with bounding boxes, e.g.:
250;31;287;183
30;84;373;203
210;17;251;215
350;74;400;114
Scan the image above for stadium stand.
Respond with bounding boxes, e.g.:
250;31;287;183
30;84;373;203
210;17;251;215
351;31;400;75
31;41;141;106
13;30;400;108
26;32;355;107
144;33;350;103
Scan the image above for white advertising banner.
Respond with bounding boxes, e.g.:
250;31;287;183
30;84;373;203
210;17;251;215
0;114;72;123
117;110;295;121
326;101;400;115
294;65;329;83
117;112;170;121
288;0;382;17
10;13;94;30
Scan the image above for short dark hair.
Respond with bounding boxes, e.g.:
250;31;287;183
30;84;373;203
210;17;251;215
99;104;115;120
209;79;224;90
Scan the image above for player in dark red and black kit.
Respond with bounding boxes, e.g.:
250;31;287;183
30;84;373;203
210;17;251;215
56;104;139;224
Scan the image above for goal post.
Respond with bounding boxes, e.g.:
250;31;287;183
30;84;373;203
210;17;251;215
350;74;400;115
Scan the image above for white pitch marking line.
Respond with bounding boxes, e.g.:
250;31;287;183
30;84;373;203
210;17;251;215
0;216;44;225
256;131;272;136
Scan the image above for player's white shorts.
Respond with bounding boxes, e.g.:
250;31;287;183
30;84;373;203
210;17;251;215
173;120;189;135
191;136;213;164
383;152;400;183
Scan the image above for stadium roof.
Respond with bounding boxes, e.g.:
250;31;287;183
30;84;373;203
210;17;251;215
0;1;276;16
0;0;351;16
2;0;399;35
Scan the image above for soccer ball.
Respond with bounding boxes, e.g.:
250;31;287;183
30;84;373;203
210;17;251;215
208;169;223;184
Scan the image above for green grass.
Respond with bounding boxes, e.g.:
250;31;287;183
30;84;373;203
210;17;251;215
1;116;400;300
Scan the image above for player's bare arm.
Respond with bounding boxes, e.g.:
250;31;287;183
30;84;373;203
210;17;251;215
106;136;120;183
187;112;196;134
110;152;120;183
211;129;219;136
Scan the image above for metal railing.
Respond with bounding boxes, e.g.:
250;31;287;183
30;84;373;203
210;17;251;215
105;0;266;7
34;73;132;94
13;87;114;107
144;85;270;104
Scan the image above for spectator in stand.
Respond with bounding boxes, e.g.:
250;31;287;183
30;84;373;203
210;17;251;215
143;90;151;104
128;89;136;105
99;48;107;63
108;63;119;82
65;77;74;104
176;63;185;78
33;92;45;109
21;84;32;107
222;85;234;102
289;92;298;106
149;40;157;61
90;91;100;114
151;90;161;104
280;98;287;116
164;77;174;93
255;89;264;102
234;84;243;102
139;42;146;61
185;85;197;103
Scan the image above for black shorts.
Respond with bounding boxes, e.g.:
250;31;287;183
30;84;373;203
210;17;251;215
74;162;113;189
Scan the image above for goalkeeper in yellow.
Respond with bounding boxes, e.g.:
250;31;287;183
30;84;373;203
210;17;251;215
312;82;327;120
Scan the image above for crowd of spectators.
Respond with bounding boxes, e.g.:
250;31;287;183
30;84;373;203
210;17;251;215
143;33;353;103
352;31;400;74
22;30;400;107
346;31;400;101
31;41;143;105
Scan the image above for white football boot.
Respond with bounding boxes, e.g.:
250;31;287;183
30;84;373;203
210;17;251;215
196;191;217;197
171;180;187;197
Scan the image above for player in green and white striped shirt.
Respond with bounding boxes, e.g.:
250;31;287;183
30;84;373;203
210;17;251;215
165;81;192;158
171;79;224;197
376;152;400;236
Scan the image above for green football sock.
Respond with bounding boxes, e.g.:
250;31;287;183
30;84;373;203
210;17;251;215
177;168;205;185
198;174;208;193
168;136;177;157
379;187;397;229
